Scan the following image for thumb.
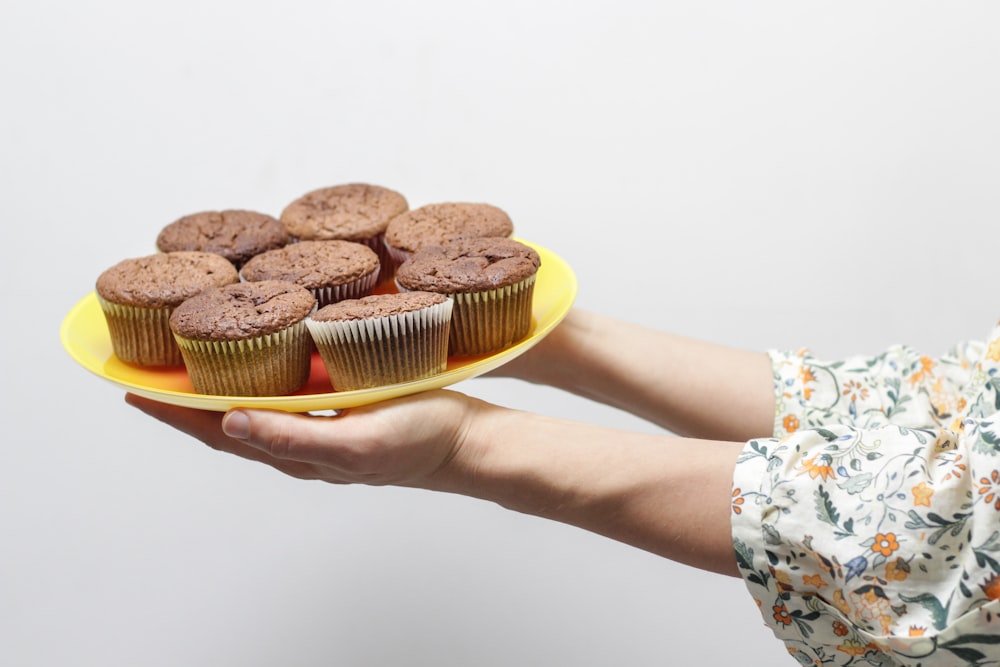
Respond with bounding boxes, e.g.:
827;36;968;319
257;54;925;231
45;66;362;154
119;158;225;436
222;408;345;464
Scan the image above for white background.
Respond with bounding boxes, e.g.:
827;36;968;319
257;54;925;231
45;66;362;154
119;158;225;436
4;1;999;665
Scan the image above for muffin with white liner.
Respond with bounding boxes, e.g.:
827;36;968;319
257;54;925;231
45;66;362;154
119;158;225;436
306;291;453;391
240;240;380;309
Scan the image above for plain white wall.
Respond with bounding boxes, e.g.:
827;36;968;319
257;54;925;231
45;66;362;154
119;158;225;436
5;1;999;665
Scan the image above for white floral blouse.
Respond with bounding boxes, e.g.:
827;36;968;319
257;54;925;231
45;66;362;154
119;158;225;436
732;320;1000;666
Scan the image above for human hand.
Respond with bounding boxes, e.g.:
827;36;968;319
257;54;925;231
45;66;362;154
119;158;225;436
125;389;487;489
126;385;742;576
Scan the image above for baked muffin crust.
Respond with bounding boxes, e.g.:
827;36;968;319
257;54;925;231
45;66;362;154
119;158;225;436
169;280;316;341
156;209;288;266
96;251;239;308
384;202;513;254
280;183;409;240
311;291;449;322
395;237;540;293
240;240;380;289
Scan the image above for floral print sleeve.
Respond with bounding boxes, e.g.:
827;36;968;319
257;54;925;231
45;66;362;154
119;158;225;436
732;321;1000;666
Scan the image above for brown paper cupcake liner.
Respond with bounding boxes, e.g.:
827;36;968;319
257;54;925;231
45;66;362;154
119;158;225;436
96;296;184;366
447;275;536;356
306;299;453;391
173;321;313;396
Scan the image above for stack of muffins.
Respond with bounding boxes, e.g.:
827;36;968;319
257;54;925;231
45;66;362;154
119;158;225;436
95;183;542;397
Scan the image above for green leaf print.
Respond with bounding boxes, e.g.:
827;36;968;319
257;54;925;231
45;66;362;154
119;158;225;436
814;485;856;538
898;592;949;630
815;486;839;526
814;428;841;443
943;646;987;662
979;530;1000;552
904;510;970;546
733;538;755;571
939;633;1000;665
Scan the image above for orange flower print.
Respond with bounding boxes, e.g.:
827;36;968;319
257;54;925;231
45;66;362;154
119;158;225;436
783;414;800;433
909;355;936;387
773;603;792;626
773;568;794;594
832;621;849;637
981;573;1000;601
851;587;893;634
802;573;827;589
800;454;836;481
908;625;927;637
833;590;852;616
930;378;966;420
871;533;900;557
799;366;817;400
941;453;967;482
933;432;957;453
977;470;1000;511
731;488;745;515
842;380;870;403
987;336;1000;363
836;640;869;657
884;557;910;582
911;482;933;508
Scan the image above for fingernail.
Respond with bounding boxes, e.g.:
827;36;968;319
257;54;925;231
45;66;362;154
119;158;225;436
223;411;250;440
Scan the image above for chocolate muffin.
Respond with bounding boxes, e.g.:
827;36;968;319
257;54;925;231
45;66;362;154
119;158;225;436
95;251;240;366
240;240;380;308
169;280;317;396
395;237;540;356
307;291;453;390
383;202;514;266
279;183;408;281
156;209;289;268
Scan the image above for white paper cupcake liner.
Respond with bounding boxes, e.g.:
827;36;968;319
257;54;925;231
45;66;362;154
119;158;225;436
311;267;381;309
172;320;313;396
96;296;184;366
306;299;453;390
238;267;380;309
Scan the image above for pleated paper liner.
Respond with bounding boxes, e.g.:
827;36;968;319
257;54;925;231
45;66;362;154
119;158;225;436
306;298;453;390
96;296;184;367
443;274;536;357
173;320;313;396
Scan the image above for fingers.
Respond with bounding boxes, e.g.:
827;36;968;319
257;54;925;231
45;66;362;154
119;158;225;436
127;389;476;488
220;390;474;486
220;405;393;484
123;393;321;478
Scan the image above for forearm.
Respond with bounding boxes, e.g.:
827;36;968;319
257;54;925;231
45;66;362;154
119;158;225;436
508;309;775;441
427;401;743;576
128;391;742;576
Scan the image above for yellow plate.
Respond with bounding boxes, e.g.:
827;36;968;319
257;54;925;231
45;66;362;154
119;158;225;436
61;240;577;412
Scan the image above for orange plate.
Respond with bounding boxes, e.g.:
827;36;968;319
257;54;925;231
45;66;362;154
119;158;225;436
61;239;577;412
